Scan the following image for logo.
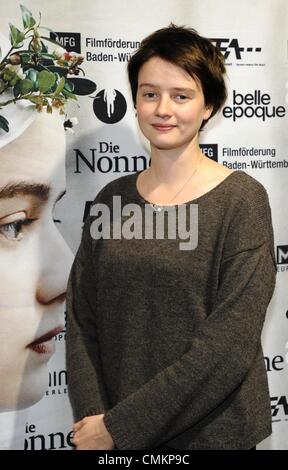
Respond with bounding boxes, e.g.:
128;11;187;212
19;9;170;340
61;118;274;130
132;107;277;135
85;37;140;63
200;144;218;162
93;89;127;124
50;32;81;53
89;196;199;251
271;396;288;421
46;368;67;397
223;90;286;121
209;38;261;61
277;245;288;264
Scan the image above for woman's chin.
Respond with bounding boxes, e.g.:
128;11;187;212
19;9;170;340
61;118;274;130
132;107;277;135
14;390;46;411
0;367;48;412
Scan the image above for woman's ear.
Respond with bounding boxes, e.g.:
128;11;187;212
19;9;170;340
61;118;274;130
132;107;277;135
203;104;213;121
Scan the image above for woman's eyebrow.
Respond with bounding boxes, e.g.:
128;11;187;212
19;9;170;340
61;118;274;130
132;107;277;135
171;87;196;93
0;182;50;201
138;83;195;93
138;83;158;88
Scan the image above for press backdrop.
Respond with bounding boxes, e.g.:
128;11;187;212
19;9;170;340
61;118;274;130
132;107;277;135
0;0;287;450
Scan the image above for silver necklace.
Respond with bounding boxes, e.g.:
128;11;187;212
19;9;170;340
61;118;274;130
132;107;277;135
149;154;204;212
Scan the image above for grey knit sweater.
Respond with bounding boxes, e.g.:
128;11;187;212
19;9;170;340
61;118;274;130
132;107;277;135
66;170;276;450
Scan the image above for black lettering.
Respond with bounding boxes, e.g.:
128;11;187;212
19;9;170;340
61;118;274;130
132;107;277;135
74;149;96;173
48;432;67;450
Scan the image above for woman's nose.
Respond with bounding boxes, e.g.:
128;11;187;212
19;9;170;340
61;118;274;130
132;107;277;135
156;95;172;117
36;228;74;305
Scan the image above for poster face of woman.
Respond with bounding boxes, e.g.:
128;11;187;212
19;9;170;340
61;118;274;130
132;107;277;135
0;111;73;411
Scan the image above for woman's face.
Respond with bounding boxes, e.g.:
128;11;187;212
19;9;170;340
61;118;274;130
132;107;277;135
0;112;73;411
136;56;213;152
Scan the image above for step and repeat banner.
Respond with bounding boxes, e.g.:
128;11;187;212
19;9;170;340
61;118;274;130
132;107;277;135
0;0;287;450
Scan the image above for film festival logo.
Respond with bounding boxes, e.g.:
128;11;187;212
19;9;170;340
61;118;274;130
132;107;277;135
51;32;127;124
50;32;81;53
271;396;288;423
199;144;218;162
209;38;261;63
277;245;288;272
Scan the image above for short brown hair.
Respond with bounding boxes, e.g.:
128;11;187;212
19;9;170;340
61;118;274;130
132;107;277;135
128;24;227;128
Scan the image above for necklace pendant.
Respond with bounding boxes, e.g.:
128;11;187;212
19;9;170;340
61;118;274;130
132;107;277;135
151;203;163;212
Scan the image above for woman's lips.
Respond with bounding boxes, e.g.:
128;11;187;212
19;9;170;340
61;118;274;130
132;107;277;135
152;124;176;131
27;325;64;355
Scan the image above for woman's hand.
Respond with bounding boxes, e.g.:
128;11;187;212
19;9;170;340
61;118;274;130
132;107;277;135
73;414;115;450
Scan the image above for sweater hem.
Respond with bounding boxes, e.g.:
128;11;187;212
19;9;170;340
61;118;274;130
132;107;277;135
163;425;272;450
103;412;271;450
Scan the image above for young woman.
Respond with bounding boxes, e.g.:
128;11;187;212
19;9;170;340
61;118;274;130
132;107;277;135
0;20;91;414
67;25;276;450
0;110;73;411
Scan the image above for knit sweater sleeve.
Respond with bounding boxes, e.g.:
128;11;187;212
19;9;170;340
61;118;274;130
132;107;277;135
103;181;277;450
66;198;110;421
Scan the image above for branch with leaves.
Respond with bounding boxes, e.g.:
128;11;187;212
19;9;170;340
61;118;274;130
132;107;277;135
0;4;85;133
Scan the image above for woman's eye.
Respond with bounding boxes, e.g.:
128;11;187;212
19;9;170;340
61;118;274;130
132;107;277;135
175;95;188;101
53;218;62;224
0;218;36;241
144;92;156;99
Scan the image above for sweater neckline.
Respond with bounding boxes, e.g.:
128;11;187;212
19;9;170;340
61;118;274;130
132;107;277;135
133;169;247;208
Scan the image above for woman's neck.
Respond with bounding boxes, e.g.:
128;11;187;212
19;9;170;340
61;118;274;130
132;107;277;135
149;136;203;184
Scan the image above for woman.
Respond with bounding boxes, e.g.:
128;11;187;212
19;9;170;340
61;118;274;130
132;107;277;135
0;16;93;413
0;109;73;411
67;25;276;450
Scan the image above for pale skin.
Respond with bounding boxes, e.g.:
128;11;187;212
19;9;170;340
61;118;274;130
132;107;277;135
73;55;233;450
135;56;234;203
73;415;115;450
0;112;73;411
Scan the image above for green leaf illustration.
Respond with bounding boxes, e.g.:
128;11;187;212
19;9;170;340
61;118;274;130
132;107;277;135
38;70;56;93
9;23;25;48
54;76;65;96
20;4;36;29
25;68;39;90
64;80;74;92
62;89;77;100
20;78;34;94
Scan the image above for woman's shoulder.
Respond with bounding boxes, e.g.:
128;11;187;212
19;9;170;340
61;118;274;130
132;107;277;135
201;157;270;209
204;158;267;197
223;170;269;205
217;170;272;232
